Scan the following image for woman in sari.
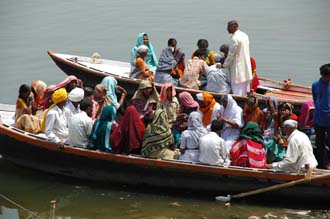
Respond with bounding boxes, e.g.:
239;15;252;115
178;91;199;116
243;95;264;130
101;76;127;110
88;105;117;152
157;83;179;128
31;80;47;115
230;122;267;169
179;111;208;162
93;84;113;120
172;113;189;148
130;80;159;117
110;105;146;154
130;45;154;81
141;108;179;159
130;32;158;72
217;94;244;153
15;84;41;134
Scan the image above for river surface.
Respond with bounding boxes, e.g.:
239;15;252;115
1;0;330;218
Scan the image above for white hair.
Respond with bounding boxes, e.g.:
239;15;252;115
136;45;149;55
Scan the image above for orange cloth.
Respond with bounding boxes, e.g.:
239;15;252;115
199;92;216;126
134;57;154;81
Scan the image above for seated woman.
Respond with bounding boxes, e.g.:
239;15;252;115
130;32;158;72
230;122;267;169
93;84;113;120
141;108;179;159
31;80;47;116
243;95;264;130
178;91;199;115
130;80;159;118
157;83;179;128
101;76;127;110
15;84;41;134
217;94;244;153
130;45;154;81
196;91;222;127
262;97;286;163
179;112;208;162
88;105;117;152
110;105;146;154
191;39;215;66
172;113;189;148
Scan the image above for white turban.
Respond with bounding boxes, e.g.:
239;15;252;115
283;119;298;128
196;93;204;101
68;87;84;102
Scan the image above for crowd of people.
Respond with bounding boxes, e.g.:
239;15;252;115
10;20;330;172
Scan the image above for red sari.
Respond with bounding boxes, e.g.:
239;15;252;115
110;105;146;154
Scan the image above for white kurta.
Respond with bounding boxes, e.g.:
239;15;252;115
199;132;230;166
65;101;81;119
45;105;69;143
272;129;318;172
67;111;93;148
223;29;252;84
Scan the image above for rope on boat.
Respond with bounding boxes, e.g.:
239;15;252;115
0;193;40;218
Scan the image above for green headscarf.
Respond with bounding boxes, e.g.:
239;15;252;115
239;122;265;148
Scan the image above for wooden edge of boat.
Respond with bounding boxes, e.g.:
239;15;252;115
48;50;312;106
1;122;329;185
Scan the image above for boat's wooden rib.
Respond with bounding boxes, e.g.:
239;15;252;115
47;50;312;107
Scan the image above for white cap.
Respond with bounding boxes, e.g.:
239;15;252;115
196;93;204;101
283;119;298;128
68;87;84;102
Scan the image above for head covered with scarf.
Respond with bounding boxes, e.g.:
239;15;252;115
178;91;199;114
101;76;120;109
186;111;208;144
197;91;216;126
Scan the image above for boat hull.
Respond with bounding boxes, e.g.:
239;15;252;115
1;123;329;200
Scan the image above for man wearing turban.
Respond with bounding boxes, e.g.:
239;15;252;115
42;88;69;148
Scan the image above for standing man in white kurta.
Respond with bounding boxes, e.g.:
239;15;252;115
222;20;252;96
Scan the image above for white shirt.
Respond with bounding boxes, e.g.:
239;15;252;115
199;132;230;166
45;105;69;143
65;101;81;119
67;111;93;148
272;129;318;172
205;65;231;94
223;29;252;84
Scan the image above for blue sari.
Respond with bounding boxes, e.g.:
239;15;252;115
130;32;158;72
88;105;117;152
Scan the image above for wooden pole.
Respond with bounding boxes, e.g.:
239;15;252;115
216;172;330;202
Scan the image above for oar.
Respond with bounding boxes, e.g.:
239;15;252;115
215;171;330;202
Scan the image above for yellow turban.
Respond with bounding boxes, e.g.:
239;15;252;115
51;88;68;104
40;88;68;132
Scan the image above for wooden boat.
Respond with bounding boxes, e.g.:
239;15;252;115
47;50;312;108
1;104;329;201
